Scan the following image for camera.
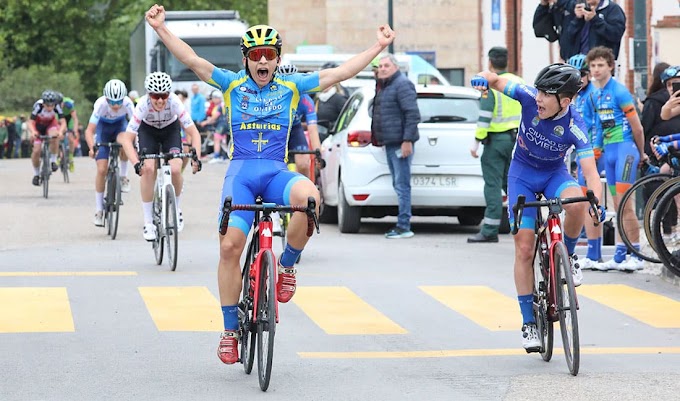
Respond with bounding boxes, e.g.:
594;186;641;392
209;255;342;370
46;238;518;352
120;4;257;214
578;1;592;11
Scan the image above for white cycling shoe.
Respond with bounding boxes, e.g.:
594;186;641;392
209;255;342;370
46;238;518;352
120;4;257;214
143;223;157;241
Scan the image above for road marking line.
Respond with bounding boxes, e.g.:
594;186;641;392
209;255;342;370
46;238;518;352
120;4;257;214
293;287;407;335
0;287;75;333
138;286;222;331
419;285;518;331
0;271;138;277
299;347;680;359
578;284;680;328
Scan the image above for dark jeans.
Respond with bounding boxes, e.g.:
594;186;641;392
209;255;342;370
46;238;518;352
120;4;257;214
385;144;413;230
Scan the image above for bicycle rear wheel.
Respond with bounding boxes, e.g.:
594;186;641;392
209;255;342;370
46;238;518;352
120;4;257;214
554;242;580;376
61;144;70;183
257;249;277;391
42;148;50;199
240;234;258;374
651;182;680;277
165;186;178;271
533;239;553;361
618;173;672;263
153;195;164;265
110;169;121;240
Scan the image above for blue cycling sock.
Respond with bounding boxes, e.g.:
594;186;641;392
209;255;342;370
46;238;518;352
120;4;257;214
587;238;600;261
518;294;535;325
631;242;641;260
563;234;578;255
614;243;627;263
222;305;238;331
280;243;302;267
595;237;602;260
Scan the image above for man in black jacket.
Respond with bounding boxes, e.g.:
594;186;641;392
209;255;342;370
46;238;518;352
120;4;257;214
371;53;421;239
565;0;626;60
533;0;577;61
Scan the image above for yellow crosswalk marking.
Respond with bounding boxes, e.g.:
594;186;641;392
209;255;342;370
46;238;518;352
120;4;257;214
138;287;222;331
0;287;75;333
293;287;407;335
420;286;518;331
578;284;680;328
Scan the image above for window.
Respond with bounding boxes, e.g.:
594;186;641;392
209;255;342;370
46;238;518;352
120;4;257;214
334;94;363;132
439;68;465;86
417;96;479;123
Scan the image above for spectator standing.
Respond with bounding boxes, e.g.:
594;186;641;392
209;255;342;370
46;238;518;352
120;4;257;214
641;62;671;158
128;90;140;105
370;53;421;239
468;47;524;243
6;118;17;159
14;115;24;158
533;0;578;61
0;119;7;159
190;83;206;125
315;62;349;133
565;0;626;60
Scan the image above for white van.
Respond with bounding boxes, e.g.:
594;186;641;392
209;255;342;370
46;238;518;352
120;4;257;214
280;53;450;92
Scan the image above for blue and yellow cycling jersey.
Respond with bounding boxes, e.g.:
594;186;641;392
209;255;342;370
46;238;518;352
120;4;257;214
207;69;320;162
590;77;637;147
504;82;594;170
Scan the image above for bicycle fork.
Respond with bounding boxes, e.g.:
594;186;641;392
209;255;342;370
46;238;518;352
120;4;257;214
250;218;279;325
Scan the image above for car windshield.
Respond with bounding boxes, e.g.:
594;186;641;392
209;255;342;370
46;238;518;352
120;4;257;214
417;97;479;123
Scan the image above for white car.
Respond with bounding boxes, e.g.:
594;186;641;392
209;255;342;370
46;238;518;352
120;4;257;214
319;84;487;233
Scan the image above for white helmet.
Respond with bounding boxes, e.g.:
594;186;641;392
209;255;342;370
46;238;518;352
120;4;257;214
103;79;127;101
128;90;139;99
144;71;172;93
210;90;222;100
277;63;298;75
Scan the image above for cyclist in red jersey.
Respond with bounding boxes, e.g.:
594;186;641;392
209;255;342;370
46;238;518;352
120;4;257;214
28;90;67;186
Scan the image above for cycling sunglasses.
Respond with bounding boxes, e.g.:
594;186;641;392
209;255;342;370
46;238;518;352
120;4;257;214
149;92;169;100
107;99;123;106
246;47;278;62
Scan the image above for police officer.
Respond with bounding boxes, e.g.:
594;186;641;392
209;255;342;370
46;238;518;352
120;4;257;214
468;47;524;243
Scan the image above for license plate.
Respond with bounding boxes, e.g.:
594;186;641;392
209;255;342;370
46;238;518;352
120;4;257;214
411;175;456;187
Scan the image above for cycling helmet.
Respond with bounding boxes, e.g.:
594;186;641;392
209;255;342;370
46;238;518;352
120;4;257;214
661;65;680;84
103;79;128;101
210;90;222;100
534;63;582;95
240;25;282;56
567;54;588;72
55;92;64;104
144;72;172;93
277;63;298;75
41;90;58;105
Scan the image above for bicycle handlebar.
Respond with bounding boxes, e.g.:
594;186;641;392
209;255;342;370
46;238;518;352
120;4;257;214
219;196;320;237
288;148;326;168
139;147;198;162
511;190;600;235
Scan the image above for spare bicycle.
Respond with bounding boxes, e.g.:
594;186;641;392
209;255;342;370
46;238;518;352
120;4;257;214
139;147;199;271
513;190;600;376
219;195;319;391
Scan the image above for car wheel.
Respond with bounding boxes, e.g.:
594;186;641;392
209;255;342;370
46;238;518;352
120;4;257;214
457;213;483;227
337;180;361;233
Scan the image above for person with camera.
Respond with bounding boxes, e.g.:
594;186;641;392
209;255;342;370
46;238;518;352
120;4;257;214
564;0;626;61
583;46;647;271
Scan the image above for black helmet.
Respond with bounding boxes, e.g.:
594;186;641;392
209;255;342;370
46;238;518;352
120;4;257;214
534;63;582;95
41;90;58;104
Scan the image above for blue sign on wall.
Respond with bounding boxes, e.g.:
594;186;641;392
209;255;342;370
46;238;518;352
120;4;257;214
405;51;436;67
492;0;501;31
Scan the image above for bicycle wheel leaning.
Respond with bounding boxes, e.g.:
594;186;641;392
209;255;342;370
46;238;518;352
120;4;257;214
533;236;554;362
165;186;179;271
240;234;258;375
651;182;680;277
153;193;164;265
256;249;277;391
553;242;580;376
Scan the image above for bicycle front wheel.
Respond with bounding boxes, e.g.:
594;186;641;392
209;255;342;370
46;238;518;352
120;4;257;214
153;195;164;265
651;182;680;277
240;235;258;374
165;186;179;271
256;249;277;391
553;242;580;376
110;169;121;240
61;144;70;183
42;148;50;199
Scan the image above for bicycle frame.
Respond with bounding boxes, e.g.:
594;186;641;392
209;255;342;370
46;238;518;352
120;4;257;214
536;204;564;322
155;160;175;232
250;214;278;325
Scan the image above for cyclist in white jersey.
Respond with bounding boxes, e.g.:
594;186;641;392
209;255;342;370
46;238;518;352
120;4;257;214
119;71;202;241
84;79;135;226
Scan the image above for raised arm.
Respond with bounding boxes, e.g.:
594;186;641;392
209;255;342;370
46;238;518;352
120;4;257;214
318;24;395;90
145;4;215;82
471;71;512;95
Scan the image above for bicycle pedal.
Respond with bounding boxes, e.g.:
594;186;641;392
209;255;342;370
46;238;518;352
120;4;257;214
524;346;542;354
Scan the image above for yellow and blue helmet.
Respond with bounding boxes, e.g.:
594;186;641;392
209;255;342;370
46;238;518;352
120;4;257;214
240;25;282;56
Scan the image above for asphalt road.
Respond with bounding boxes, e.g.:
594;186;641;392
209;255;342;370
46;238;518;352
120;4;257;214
1;157;679;401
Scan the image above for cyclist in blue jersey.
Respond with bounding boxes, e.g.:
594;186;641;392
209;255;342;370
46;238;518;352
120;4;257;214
584;46;648;271
567;53;604;270
145;4;396;365
471;63;604;352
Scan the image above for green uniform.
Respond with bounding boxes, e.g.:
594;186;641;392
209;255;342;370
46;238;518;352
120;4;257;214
475;71;524;237
61;97;75;130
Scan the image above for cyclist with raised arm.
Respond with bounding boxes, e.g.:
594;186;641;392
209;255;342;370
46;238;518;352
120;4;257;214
471;63;604;352
57;93;80;171
28;90;67;186
84;79;135;226
118;71;202;241
144;3;395;365
583;46;648;271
